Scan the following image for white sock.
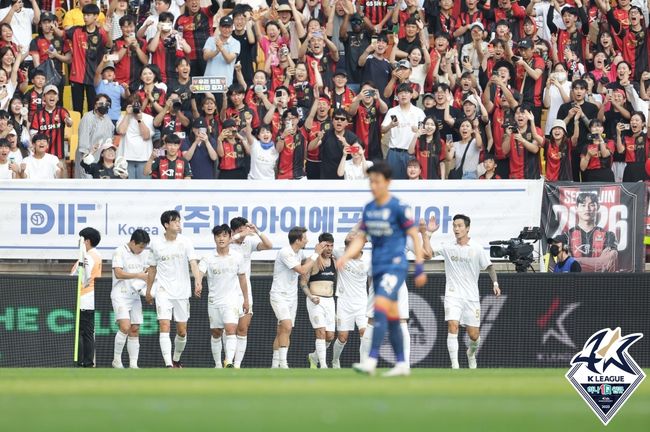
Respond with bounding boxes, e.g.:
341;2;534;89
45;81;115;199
279;347;288;368
360;324;373;362
447;333;459;369
333;339;346;363
224;334;237;364
173;335;187;362
113;331;127;363
211;336;223;368
233;336;248;367
159;333;172;366
401;322;411;365
315;339;328;368
468;337;480;356
271;349;279;368
127;337;139;368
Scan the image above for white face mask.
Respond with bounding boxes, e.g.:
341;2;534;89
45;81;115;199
555;72;567;83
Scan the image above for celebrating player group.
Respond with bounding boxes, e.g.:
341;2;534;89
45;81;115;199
110;161;500;373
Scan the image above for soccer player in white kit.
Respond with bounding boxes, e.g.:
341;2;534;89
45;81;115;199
146;210;202;368
270;226;325;369
229;217;273;368
111;229;151;369
425;214;501;369
303;233;337;369
196;224;249;368
331;230;370;368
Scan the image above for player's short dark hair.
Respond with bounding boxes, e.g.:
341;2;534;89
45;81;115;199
165;134;181;145
318;232;334;243
576;192;599;206
453;214;471;228
230;216;248;231
79;227;101;247
130;229;150;246
160;210;181;227
288;226;307;245
366;160;392;180
32;133;49;143
212;224;232;237
159;12;174;23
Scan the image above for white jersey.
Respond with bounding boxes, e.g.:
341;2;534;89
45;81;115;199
111;244;149;300
147;234;197;300
434;239;491;302
229;235;261;278
199;250;245;307
334;247;369;307
270;246;304;299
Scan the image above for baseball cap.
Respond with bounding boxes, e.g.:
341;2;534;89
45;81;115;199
102;64;115;73
470;22;484;31
334;69;348;78
99;139;116;152
220;15;233;27
462;95;479;108
41;12;56;22
518;38;534;50
396;59;411;70
422;92;435;101
350;13;363;24
6;128;17;136
192;117;207;129
44;84;59;95
547;234;568;244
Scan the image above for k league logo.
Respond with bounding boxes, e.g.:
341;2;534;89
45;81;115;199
566;328;645;425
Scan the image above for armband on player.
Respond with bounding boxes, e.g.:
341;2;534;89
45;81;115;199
414;263;424;277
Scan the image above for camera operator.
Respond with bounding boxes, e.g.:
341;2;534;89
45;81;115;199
547;235;582;273
116;95;154;179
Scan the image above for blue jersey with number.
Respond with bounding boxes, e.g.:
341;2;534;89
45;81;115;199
359;196;415;275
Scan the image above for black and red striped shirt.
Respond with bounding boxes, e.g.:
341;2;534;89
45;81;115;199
175;8;215;62
354;102;383;161
543;138;573;182
29;36;68;75
30;107;70;159
112;37;147;87
150;35;185;83
415;137;445;180
219;139;247;171
23;88;45;123
65;26;109;85
278;128;307;179
360;0;395;26
307;117;332;162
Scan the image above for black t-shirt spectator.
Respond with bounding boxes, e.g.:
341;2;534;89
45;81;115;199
341;31;370;84
361;56;391;102
556;101;599;150
166;78;193;115
428;106;462;142
320;129;361;179
233;31;257;86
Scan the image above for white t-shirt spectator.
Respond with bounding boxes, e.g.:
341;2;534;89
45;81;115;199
8;148;22;164
343;159;373;180
381;104;426;150
543;81;572;135
452;140;481;175
0;160;13;179
248;139;279;180
0;7;34;56
21;153;60;179
203;36;241;87
116;113;154;162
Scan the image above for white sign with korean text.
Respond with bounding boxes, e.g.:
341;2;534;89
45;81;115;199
0;180;544;260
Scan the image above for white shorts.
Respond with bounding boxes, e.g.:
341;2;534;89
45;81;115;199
111;296;143;325
271;296;297;326
208;299;241;329
336;301;367;332
306;296;336;332
444;296;481;328
367;282;410;320
155;295;190;322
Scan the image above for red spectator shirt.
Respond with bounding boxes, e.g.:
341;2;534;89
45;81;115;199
219;139;247;171
515;55;545;107
225;105;260;130
277;128;307;179
30;107;71;159
135;88;166;116
508;126;542;179
620;133;650;163
415;137;445;180
175;9;214;61
359;0;395;26
23;88;44;123
29;36;68;75
307;117;332;162
65;26;109;85
543;138;573;181
581;140;615;170
113;37;147;86
150;35;185;83
332;88;355;112
354;101;383;161
557;29;587;63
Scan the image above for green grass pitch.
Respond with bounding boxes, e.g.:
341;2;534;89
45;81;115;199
0;368;648;431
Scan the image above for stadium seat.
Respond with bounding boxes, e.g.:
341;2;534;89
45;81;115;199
66;111;81;160
63;85;73;112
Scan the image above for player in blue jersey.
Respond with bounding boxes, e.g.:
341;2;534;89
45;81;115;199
336;161;426;377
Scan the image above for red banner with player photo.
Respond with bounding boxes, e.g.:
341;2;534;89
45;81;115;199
542;182;647;272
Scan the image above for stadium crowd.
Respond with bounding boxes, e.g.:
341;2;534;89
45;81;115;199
0;0;648;181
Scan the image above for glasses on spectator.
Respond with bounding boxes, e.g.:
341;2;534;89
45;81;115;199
333;117;347;121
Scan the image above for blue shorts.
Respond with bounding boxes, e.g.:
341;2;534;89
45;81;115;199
373;266;407;302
